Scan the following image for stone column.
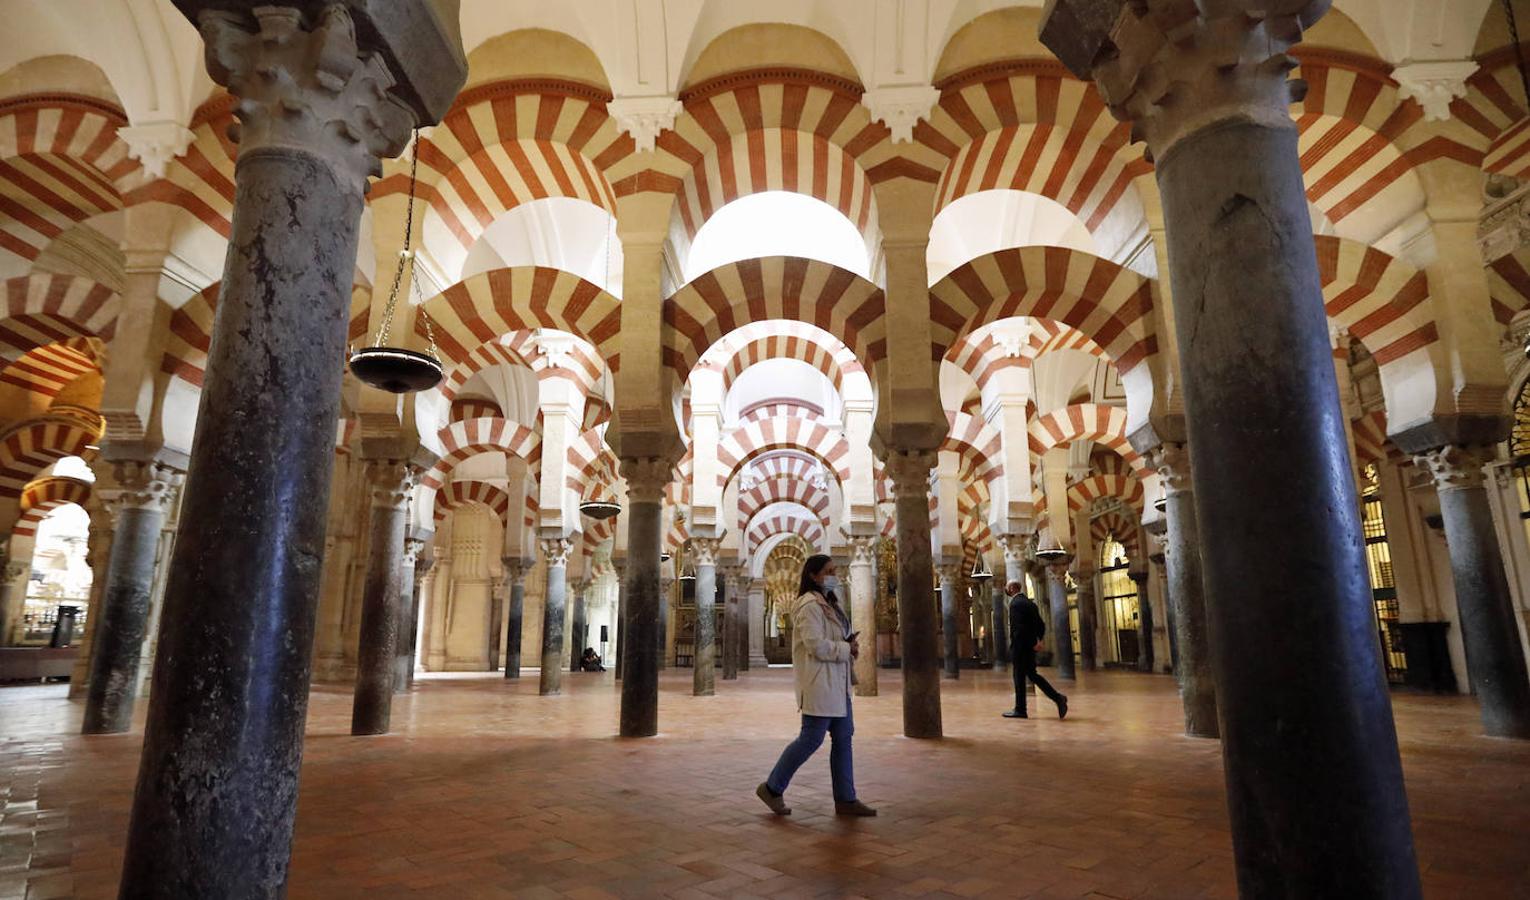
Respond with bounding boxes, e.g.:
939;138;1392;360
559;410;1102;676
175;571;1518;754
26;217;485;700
612;560;627;681
720;564;740;681
68;500;116;698
81;460;181;735
938;561;961;680
990;583;1007;670
502;558;527;680
748;578;768;667
118;7;461;893
351;461;414;736
690;536;721;696
406;553;432;687
1415;446;1530;737
1073;565;1098;671
619;458;667;737
1130;567;1154;674
538;537;571;696
1044;560;1075;681
393;537;424;694
849;535;878;695
887;449;942;738
734;570;752;672
658;570;673;669
567;577;587;672
1041;4;1420;894
487;573;505;672
1148;443;1218;737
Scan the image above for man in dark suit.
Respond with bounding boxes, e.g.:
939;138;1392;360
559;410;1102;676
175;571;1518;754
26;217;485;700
1004;580;1068;719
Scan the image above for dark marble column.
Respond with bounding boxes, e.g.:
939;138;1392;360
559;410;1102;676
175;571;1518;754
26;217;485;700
849;535;878;694
406;553;433;688
938;561;960;680
1130;567;1154;674
720;565;740;681
393;536;424;694
538;537;571;696
1073;564;1098;671
1148;537;1179;675
887;449;942;738
117;6;461;895
619;458;668;737
81;460;181;734
1044;560;1075;681
351;461;414;735
990;583;1007;670
1415;445;1530;738
488;573;505;672
1042;4;1420;894
568;578;587;672
733;570;751;672
502;558;527;680
612;560;627;681
658;571;673;669
1148;443;1218;738
690;537;720;696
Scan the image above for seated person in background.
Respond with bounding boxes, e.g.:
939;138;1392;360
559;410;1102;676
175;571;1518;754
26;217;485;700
580;647;606;672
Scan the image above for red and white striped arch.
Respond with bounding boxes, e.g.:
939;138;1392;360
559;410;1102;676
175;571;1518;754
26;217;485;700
421;417;541;491
1314;236;1435;370
929;246;1157;378
432;479;511;528
943;411;1002;486
665;256;884;383
0;95;138;277
1350;409;1393;465
13;474;92;538
1488;246;1530;331
0;336;101;399
0;415;100;497
1090;509;1141;561
695;322;864;396
738;476;831;532
438;329;604;404
736;399;821;426
746;513;825;554
450;397;502;423
380;81;633;279
1028;403;1145;475
716;416;850;490
565;428;616;493
1068;452;1144;514
0;273;118;362
945;319;1107;394
417;266;621;371
126;101;237;242
1455;50;1529;154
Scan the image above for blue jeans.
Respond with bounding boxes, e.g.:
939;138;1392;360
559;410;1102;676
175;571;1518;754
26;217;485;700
765;701;855;803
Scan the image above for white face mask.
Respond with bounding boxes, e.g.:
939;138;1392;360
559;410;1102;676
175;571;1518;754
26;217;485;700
821;575;840;592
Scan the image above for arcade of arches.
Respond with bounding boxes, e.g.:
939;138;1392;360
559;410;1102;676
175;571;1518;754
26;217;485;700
1;1;1530;897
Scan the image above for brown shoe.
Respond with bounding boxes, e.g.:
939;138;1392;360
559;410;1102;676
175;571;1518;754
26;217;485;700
835;800;877;817
756;783;791;816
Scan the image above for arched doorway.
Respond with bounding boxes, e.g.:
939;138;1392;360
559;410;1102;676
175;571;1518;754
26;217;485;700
762;536;810;664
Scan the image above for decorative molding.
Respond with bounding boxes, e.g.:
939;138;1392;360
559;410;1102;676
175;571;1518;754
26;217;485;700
539;537;572;567
108;460;183;515
848;534;877;565
860;84;940;144
117;120;196;179
678;67;864;105
1414;444;1492;493
619;457;673;503
1479;176;1530;263
606;96;682;153
365;460;416;510
689;536;722;567
1392;60;1478;123
883;449;937;498
1145;442;1192;497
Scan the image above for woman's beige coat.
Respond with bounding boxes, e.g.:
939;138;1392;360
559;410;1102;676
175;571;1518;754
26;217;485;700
790;590;852;717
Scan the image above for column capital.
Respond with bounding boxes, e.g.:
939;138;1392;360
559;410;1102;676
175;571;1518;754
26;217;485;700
848;534;878;565
501;557;530;586
935;561;962;583
4;560;29;582
195;5;417;195
365;459;416;510
884;449;936;499
1414;444;1493;493
689;537;722;567
619;456;673;504
539;538;572;568
1392;60;1478;123
109;460;184;515
1045;554;1075;579
402;536;426;565
1040;0;1325;161
1145;442;1192;496
999;533;1030;564
606;95;682;153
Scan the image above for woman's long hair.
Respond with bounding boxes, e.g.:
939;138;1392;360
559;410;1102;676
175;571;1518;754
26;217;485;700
797;554;840;606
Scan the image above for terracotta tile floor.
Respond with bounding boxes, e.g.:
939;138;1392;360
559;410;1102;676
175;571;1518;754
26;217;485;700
2;667;1529;899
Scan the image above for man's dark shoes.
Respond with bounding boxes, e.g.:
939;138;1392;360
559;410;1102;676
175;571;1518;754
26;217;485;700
756;783;791;816
1002;708;1028;718
1057;696;1069;720
835;800;878;817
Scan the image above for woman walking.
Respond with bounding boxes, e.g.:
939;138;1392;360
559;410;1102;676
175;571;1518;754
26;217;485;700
756;554;877;817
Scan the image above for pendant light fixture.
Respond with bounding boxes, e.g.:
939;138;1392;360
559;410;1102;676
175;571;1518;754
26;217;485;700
969;554;993;582
1035;526;1069;563
349;129;445;394
578;367;621;519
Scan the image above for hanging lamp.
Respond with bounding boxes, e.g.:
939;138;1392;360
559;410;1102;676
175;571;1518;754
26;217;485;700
578;369;621;519
349;129;445;394
969;555;993;582
678;556;697;583
1035;526;1069;563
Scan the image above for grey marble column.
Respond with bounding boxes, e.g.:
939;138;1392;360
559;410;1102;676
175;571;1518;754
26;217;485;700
118;6;462;895
1415;445;1530;738
999;535;1027;669
887;449;942;738
1130;568;1154;674
658;571;673;669
502;558;527;680
612;560;627;681
990;583;1007;669
849;535;878;695
68;500;115;698
690;537;720;696
568;578;588;672
351;461;414;735
733;570;751;673
81;460;181;734
393;536;424;694
720;565;740;681
1042;5;1419;894
539;537;571;696
1073;565;1098;672
488;573;505;673
406;553;432;688
619;458;668;737
1148;444;1218;738
938;561;960;680
1045;561;1075;681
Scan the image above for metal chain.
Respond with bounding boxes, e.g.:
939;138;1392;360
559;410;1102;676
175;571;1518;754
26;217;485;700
372;128;421;348
1506;0;1530;110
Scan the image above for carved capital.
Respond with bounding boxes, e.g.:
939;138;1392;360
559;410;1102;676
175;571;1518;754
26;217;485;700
365;459;416;510
501;556;530;587
4;561;29;582
689;537;722;568
606;95;682;153
1145;442;1192;497
884;449;936;499
109;460;183;515
848;534;878;566
1041;0;1326;161
1000;533;1029;566
1413;444;1492;493
860;85;940;144
1393;60;1477;123
935;561;962;584
118;120;196;179
402;536;426;565
619;456;673;504
539;537;572;568
197;5;415;195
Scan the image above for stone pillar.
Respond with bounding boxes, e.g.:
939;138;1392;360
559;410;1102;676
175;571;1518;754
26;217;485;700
731;570;751;673
938;561;961;680
68;500;116;698
538;537;571;696
612;560;627;681
1041;4;1420;894
690;537;721;696
658;570;673;669
393;536;423;694
849;535;878;695
117;6;461;894
748;578;768;667
81;460;181;735
502;558;527;680
1148;443;1218;737
720;565;739;681
619;458;667;737
351;461;414;736
887;449;942;738
1073;565;1098;671
1044;560;1075;681
406;552;432;687
990;583;1007;670
1130;567;1154;674
1414;446;1530;737
487;573;505;672
568;577;587;672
